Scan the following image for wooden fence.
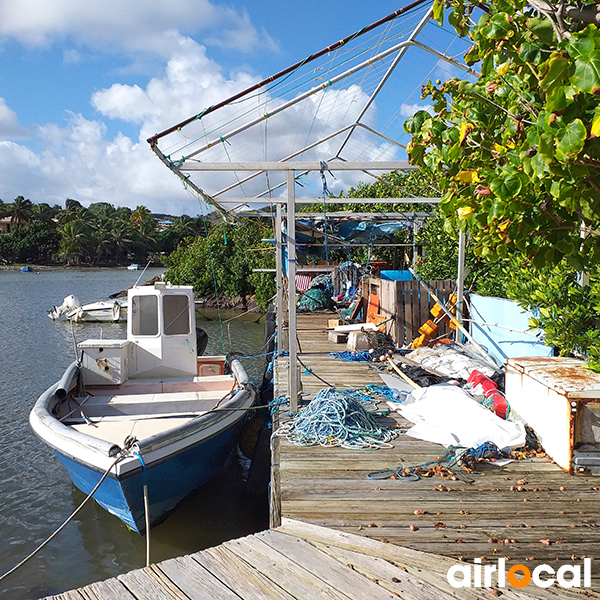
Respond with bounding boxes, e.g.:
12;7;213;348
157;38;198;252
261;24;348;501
365;277;457;346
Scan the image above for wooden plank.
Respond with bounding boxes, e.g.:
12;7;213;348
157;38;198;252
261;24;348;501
220;535;353;600
276;519;596;600
204;545;296;600
117;567;180;600
312;542;461;600
270;434;282;528
255;530;397;600
192;548;284;600
404;283;414;342
419;281;430;335
156;555;241;600
48;592;88;600
81;578;137;600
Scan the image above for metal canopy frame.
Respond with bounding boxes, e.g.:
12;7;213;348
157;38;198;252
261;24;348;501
148;3;475;408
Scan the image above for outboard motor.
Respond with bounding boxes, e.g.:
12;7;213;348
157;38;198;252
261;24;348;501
48;295;80;320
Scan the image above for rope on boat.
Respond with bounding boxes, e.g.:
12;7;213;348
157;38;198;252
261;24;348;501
272;387;397;449
0;448;129;583
133;451;151;567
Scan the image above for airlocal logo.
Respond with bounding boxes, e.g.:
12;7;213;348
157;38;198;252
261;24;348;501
447;558;592;589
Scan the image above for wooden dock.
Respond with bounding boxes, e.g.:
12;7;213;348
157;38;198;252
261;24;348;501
42;519;596;600
44;312;600;598
271;313;600;594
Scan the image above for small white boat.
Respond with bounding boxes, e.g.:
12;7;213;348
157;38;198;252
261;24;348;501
31;281;255;532
48;295;127;322
127;263;141;270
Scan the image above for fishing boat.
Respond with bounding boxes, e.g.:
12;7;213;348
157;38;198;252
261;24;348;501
48;294;128;322
127;263;141;270
31;281;256;532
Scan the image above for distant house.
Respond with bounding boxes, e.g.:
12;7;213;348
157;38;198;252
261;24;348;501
0;216;12;234
157;220;174;231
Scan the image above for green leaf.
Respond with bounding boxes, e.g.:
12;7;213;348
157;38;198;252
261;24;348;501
480;13;515;40
490;174;523;200
464;45;480;66
527;18;556;44
545;86;568;112
540;56;569;92
569;37;595;59
538;132;555;162
408;143;425;164
403;110;431;134
481;51;494;76
490;198;506;218
432;0;444;26
447;143;461;161
573;51;600;94
556;119;587;157
532;152;549;176
519;42;542;64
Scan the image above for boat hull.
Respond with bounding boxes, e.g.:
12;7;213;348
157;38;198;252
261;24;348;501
54;420;242;532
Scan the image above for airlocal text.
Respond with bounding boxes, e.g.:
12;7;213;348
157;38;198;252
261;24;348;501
447;558;592;589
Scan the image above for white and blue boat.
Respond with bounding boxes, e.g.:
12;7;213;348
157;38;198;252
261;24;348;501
31;282;256;532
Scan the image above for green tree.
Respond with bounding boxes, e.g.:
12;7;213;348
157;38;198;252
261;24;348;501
57;221;87;265
406;0;600;269
164;219;276;308
9;196;33;229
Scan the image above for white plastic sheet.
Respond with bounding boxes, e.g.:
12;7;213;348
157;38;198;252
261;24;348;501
398;384;526;450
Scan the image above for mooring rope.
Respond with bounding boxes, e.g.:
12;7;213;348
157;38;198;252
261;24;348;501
0;450;127;583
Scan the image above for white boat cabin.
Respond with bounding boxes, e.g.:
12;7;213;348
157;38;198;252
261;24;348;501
78;282;202;384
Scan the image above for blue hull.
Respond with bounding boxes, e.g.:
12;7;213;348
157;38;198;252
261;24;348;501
55;426;240;532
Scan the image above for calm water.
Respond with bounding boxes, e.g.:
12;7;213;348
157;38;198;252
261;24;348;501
0;268;269;599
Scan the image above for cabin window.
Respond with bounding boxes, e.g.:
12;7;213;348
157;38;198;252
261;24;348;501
131;295;159;336
163;295;190;335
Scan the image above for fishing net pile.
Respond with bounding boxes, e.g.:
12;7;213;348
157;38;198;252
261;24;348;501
273;387;396;449
297;275;335;311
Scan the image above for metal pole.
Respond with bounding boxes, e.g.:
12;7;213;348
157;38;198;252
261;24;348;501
456;229;466;332
275;204;284;356
286;170;299;411
334;7;433;158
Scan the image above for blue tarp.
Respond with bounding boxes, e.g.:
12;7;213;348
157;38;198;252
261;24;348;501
380;270;413;281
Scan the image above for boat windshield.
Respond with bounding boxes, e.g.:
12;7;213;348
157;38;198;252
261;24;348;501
131;295;159;336
163;294;190;335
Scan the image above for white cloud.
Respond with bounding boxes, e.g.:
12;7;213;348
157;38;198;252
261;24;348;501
0;24;406;215
0;98;29;140
0;0;278;56
400;103;434;118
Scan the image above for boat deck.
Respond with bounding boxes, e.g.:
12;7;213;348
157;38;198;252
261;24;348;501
60;375;238;444
270;313;600;592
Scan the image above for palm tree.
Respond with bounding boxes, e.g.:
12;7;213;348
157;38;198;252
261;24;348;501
10;196;33;229
57;222;86;265
31;202;58;224
130;206;154;230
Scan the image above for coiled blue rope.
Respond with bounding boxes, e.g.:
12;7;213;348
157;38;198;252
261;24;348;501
329;350;373;362
273;387;396;449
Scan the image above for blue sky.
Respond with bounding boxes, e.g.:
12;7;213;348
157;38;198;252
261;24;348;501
0;0;469;215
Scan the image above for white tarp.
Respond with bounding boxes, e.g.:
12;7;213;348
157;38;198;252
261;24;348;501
397;384;526;450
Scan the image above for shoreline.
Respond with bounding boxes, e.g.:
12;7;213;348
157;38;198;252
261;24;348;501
3;264;261;311
0;264;164;271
